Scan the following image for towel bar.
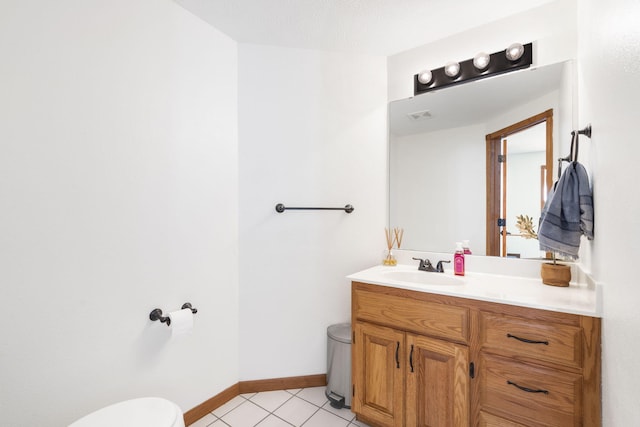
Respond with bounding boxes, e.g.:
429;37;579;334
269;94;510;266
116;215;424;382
275;203;354;213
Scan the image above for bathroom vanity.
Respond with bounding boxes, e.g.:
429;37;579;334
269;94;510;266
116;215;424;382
348;264;601;427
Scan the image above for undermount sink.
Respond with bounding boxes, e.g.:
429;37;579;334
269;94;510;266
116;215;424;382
381;270;465;286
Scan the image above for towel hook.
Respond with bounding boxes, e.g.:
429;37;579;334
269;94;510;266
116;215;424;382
570;130;580;163
570;124;591;162
577;124;592;139
558;124;592;177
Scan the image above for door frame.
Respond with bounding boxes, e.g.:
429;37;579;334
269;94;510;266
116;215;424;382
485;109;553;257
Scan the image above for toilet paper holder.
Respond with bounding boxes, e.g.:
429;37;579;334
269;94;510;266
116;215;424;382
149;303;197;326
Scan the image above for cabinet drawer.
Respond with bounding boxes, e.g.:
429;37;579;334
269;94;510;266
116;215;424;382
479;411;527;427
480;311;582;368
479;354;582;427
353;288;469;343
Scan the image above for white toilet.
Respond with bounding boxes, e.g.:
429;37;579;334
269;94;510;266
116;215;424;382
69;397;184;427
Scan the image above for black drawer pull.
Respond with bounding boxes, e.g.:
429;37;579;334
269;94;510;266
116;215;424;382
395;342;400;369
409;344;414;373
507;333;549;345
507;380;549;394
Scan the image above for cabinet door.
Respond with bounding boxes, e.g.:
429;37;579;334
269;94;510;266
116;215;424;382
405;334;469;427
353;322;405;427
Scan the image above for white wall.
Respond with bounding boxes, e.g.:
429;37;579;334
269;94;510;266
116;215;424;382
578;0;640;424
388;0;577;102
237;44;387;380
0;1;239;425
390;124;487;254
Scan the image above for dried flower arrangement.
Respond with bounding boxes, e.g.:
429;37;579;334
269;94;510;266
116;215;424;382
515;214;538;240
515;214;570;286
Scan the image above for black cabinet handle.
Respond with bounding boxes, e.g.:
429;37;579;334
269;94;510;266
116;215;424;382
409;344;414;373
395;342;400;369
507;333;549;345
507;380;549;394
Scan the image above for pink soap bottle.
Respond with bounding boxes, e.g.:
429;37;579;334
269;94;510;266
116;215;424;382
454;242;465;276
462;240;472;255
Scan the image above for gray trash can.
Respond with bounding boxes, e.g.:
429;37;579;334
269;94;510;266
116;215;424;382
326;323;352;409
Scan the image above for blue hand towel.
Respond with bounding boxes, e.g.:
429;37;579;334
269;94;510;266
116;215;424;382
538;161;594;259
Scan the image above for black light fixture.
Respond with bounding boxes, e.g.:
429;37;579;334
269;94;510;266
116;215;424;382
414;42;533;96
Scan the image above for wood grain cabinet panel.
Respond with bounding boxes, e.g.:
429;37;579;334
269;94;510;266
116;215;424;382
406;334;469;427
479;411;528;427
352;322;405;427
353;288;469;343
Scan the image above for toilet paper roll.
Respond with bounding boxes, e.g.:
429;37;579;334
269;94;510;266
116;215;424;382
167;308;193;338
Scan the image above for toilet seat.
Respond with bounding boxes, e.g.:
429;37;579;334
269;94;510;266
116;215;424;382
69;397;184;427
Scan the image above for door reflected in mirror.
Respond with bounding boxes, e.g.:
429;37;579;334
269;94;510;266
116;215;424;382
389;61;573;257
485;111;552;258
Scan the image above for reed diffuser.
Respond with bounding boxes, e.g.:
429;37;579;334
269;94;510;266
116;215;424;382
383;227;403;266
383;228;396;266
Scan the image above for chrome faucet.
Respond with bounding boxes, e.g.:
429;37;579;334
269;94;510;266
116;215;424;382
413;257;450;273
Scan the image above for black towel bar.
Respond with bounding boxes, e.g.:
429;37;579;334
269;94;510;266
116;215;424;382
275;203;354;213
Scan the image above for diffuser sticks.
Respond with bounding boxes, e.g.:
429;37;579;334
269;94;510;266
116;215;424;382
394;227;404;249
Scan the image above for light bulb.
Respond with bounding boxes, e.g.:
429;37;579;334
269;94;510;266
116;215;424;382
417;69;433;85
473;52;490;70
444;61;460;78
505;43;525;61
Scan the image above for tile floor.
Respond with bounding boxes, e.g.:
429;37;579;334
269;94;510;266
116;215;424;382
189;386;370;427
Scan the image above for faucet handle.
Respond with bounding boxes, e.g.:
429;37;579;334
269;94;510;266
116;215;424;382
436;260;451;272
412;257;433;271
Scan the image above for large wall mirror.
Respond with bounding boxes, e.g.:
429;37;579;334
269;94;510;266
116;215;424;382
389;60;573;257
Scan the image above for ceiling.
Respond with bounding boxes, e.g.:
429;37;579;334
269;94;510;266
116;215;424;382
174;0;555;56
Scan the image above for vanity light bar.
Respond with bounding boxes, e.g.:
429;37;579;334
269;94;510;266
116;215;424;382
414;42;533;96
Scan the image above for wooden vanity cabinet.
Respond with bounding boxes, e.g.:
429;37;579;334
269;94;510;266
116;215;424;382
351;281;601;427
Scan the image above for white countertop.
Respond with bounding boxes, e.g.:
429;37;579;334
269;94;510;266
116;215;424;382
348;263;601;318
